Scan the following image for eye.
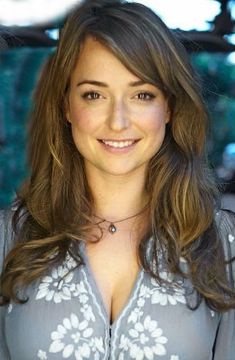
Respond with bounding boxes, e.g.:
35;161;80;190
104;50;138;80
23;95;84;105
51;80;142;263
81;91;102;100
136;92;155;101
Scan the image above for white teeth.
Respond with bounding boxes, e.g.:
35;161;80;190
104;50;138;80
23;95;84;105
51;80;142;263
101;140;136;148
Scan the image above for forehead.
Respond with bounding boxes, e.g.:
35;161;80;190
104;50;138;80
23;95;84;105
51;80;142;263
71;36;140;82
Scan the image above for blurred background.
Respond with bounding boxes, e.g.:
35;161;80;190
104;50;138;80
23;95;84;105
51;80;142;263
0;0;235;209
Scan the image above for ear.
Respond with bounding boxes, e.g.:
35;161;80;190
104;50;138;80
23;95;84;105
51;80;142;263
64;97;71;123
66;111;71;124
165;105;171;124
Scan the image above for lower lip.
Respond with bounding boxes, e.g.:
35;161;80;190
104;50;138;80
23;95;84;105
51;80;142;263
98;140;139;154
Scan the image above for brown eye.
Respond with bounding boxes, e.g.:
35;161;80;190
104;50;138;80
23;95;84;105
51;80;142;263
136;92;155;101
82;91;101;100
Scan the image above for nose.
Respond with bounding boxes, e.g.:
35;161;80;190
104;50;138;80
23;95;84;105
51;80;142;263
107;99;130;131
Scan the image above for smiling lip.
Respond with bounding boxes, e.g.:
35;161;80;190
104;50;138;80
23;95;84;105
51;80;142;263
98;138;140;153
98;139;140;142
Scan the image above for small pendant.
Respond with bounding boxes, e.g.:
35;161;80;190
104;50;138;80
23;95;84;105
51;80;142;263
108;223;116;234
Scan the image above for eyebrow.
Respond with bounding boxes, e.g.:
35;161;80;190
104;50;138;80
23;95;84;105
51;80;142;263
76;80;149;87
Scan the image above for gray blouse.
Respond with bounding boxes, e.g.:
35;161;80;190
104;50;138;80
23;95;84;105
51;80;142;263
0;209;234;360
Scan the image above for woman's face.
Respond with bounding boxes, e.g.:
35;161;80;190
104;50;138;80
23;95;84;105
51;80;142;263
67;36;170;178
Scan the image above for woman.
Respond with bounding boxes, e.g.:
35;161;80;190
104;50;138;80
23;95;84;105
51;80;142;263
0;0;234;359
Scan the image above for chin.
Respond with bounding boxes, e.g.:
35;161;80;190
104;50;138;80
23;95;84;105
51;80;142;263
97;163;146;177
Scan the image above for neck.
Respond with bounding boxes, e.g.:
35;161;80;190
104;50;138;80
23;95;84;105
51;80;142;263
85;165;149;222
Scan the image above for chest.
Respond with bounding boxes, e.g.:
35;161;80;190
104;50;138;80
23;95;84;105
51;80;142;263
5;254;220;360
84;234;141;324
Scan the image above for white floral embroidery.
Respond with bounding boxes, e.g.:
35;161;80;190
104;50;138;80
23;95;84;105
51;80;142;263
117;269;188;358
228;234;234;243
118;353;125;360
128;307;144;324
139;271;186;306
36;254;84;303
150;272;186;306
139;284;152;298
81;303;96;322
49;313;105;359
33;248;190;359
137;298;145;307
37;349;47;359
7;303;13;314
119;315;167;359
210;310;215;318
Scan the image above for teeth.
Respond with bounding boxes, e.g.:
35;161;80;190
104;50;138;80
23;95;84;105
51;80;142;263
101;140;136;148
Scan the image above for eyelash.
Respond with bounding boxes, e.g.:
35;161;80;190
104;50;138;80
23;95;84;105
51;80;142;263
136;92;156;101
81;92;101;100
81;91;156;101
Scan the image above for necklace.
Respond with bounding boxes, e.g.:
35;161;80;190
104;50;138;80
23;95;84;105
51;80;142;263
93;203;149;234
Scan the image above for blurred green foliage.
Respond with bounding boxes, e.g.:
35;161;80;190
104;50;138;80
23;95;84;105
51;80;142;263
0;48;53;208
192;53;235;166
0;49;235;208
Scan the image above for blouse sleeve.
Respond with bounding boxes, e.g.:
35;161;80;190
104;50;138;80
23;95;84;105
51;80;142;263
0;210;14;360
213;210;235;360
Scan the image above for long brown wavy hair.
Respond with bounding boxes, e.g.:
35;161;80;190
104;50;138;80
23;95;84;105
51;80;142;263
1;0;235;311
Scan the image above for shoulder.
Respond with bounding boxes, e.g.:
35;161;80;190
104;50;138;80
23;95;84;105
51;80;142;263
214;209;235;283
215;209;235;246
0;209;15;272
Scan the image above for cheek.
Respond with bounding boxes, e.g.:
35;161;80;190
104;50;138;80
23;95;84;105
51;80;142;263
69;106;97;134
143;106;168;134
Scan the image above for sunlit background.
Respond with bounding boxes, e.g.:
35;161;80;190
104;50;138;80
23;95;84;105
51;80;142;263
0;0;235;208
0;0;223;29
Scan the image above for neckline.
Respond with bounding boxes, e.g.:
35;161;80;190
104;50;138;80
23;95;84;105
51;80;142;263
80;241;144;329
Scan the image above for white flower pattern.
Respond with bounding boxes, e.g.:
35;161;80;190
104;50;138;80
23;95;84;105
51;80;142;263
2;212;233;359
37;349;47;359
210;310;215;318
117;266;188;358
33;251;187;359
150;272;186;306
228;233;234;243
119;315;168;359
7;303;13;314
36;254;82;303
138;271;186;307
49;313;105;359
28;241;225;359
